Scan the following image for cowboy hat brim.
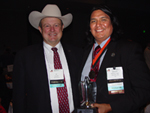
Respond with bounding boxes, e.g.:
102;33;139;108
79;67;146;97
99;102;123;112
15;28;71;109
29;11;73;29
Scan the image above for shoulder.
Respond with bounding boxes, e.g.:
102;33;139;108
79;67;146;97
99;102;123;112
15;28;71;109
116;38;140;46
113;38;142;51
62;42;83;54
15;43;43;58
61;42;83;62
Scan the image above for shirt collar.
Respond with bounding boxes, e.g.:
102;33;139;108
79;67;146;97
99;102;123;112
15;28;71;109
94;36;110;49
43;41;62;52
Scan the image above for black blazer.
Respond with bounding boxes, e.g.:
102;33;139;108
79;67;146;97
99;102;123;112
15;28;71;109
79;39;150;113
13;42;81;113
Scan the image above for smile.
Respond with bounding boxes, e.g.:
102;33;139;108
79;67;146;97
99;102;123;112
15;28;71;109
49;33;57;36
96;29;103;32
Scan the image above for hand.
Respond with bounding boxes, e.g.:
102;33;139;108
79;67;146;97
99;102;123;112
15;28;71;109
91;103;112;113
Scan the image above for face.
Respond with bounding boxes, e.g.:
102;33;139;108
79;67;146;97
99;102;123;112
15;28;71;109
38;17;64;47
90;10;113;44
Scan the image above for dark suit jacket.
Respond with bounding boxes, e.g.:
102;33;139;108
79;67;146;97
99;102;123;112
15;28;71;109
79;38;150;113
13;42;81;113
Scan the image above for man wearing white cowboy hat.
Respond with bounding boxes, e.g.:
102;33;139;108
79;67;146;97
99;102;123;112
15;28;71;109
13;4;81;113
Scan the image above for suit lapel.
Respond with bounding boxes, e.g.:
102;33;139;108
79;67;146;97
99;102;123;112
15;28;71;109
78;44;93;80
33;43;51;100
61;44;71;71
61;44;77;81
97;40;117;79
34;43;48;80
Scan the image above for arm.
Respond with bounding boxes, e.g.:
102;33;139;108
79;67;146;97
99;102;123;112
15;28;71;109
13;51;26;113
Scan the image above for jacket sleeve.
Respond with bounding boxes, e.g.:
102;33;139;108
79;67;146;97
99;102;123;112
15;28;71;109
13;51;26;113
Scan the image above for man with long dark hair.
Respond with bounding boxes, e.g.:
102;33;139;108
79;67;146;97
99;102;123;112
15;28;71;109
79;5;150;113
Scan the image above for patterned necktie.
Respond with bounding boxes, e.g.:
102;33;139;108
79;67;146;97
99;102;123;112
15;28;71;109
90;45;101;82
51;47;70;113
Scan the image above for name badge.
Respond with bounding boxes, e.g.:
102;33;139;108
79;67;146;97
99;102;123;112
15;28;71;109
106;67;124;94
49;69;64;88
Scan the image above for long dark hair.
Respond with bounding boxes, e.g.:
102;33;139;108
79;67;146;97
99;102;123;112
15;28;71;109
86;5;123;44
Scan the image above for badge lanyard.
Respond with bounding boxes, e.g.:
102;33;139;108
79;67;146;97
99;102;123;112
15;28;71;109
92;38;111;69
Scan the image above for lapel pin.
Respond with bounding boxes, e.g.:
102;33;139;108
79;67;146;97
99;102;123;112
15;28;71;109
111;53;115;57
68;50;71;52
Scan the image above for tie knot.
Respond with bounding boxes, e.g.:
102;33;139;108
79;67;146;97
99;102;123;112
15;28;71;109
51;47;57;52
95;45;100;50
93;45;101;57
95;45;101;53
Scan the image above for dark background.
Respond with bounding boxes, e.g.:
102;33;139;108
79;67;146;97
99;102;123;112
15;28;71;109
0;0;150;54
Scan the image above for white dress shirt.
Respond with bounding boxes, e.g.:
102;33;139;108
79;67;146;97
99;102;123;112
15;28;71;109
81;37;110;81
43;41;74;113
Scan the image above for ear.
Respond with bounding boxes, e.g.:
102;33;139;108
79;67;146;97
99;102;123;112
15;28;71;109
38;26;42;33
62;25;64;31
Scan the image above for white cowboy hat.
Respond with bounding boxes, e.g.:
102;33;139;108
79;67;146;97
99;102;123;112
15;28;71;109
28;4;73;29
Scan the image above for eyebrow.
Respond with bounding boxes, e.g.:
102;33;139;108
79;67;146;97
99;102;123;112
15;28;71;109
91;16;109;20
43;23;49;26
101;16;108;18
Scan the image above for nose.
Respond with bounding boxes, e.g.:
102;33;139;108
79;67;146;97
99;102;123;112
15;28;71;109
50;26;55;32
96;21;102;27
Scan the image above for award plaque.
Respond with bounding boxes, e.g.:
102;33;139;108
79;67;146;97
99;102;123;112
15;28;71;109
75;77;97;113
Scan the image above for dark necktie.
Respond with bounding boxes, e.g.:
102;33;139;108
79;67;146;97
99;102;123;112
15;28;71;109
90;45;101;82
51;47;70;113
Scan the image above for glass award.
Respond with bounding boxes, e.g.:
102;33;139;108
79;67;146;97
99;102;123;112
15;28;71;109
76;77;97;113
